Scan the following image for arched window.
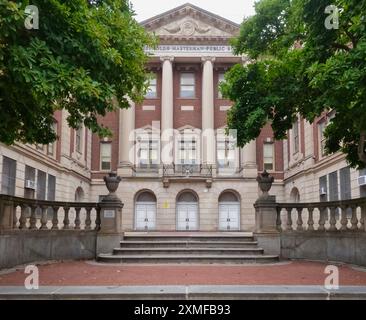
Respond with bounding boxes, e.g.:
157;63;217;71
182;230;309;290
290;187;300;203
219;191;239;203
177;191;198;203
219;191;240;231
176;190;199;231
135;191;157;230
75;187;84;202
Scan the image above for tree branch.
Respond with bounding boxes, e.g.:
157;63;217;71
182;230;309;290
331;43;351;52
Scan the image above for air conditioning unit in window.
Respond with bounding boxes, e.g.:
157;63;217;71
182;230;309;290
25;180;36;190
358;176;366;187
320;187;327;195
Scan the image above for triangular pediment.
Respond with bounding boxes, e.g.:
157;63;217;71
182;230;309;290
141;3;240;40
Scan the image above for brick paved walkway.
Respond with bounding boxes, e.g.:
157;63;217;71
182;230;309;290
0;260;366;286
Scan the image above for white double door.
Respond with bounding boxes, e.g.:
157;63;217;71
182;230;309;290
219;203;240;231
177;203;199;231
135;202;156;230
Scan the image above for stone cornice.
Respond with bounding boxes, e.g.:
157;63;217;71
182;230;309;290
141;3;240;36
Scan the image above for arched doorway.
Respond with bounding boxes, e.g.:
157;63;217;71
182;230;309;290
135;191;157;230
176;191;199;231
290;187;300;203
219;191;240;231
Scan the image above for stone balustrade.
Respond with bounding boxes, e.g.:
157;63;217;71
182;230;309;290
276;198;366;233
0;194;101;232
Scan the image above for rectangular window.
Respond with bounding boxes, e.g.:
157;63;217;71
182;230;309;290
180;73;195;98
217;139;235;168
24;165;36;199
340;167;351;200
319;175;328;201
100;142;112;171
318;121;327;157
37;170;47;200
48;121;58;156
145;73;157;98
137;138;159;167
1;156;16;196
75;127;83;154
293;119;299;154
329;171;339;202
47;174;56;201
263;143;274;171
179;137;197;165
360;169;366;198
218;72;225;99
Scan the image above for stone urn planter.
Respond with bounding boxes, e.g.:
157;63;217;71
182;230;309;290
257;170;274;198
103;172;122;201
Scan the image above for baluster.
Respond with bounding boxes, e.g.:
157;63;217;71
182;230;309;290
95;207;101;231
329;207;337;231
350;206;358;231
361;204;366;232
63;206;70;230
85;207;92;230
12;203;19;229
340;206;348;231
51;206;59;230
296;207;303;231
307;207;314;231
286;208;293;231
74;207;81;230
318;207;326;231
19;204;27;229
276;207;282;231
29;205;37;230
40;206;48;230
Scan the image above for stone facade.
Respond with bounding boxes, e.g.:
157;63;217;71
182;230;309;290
0;4;364;233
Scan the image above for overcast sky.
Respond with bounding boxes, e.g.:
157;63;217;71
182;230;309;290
130;0;256;24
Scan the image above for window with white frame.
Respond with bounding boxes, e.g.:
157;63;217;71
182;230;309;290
75;126;83;154
180;73;195;98
136;131;159;168
48;121;58;156
217;132;236;168
145;73;157;98
263;143;274;171
318;120;327;157
100;142;112;171
292;118;299;154
178;134;198;165
218;72;225;99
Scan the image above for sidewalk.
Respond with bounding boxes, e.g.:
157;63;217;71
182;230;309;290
1;260;366;286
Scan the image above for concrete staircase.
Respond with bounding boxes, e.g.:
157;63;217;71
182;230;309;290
97;232;279;264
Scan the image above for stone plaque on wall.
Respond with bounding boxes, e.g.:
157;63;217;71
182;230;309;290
104;210;116;219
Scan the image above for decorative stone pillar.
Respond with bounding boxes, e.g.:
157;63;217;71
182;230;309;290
201;57;216;169
118;100;135;177
160;57;174;166
0;197;15;231
242;139;258;178
253;170;280;255
254;170;277;232
97;172;124;255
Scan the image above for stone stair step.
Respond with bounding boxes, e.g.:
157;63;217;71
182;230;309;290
97;254;279;264
112;247;264;256
123;236;255;242
120;240;259;248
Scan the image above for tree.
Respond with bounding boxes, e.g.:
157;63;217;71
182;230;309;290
0;0;154;145
222;0;366;168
